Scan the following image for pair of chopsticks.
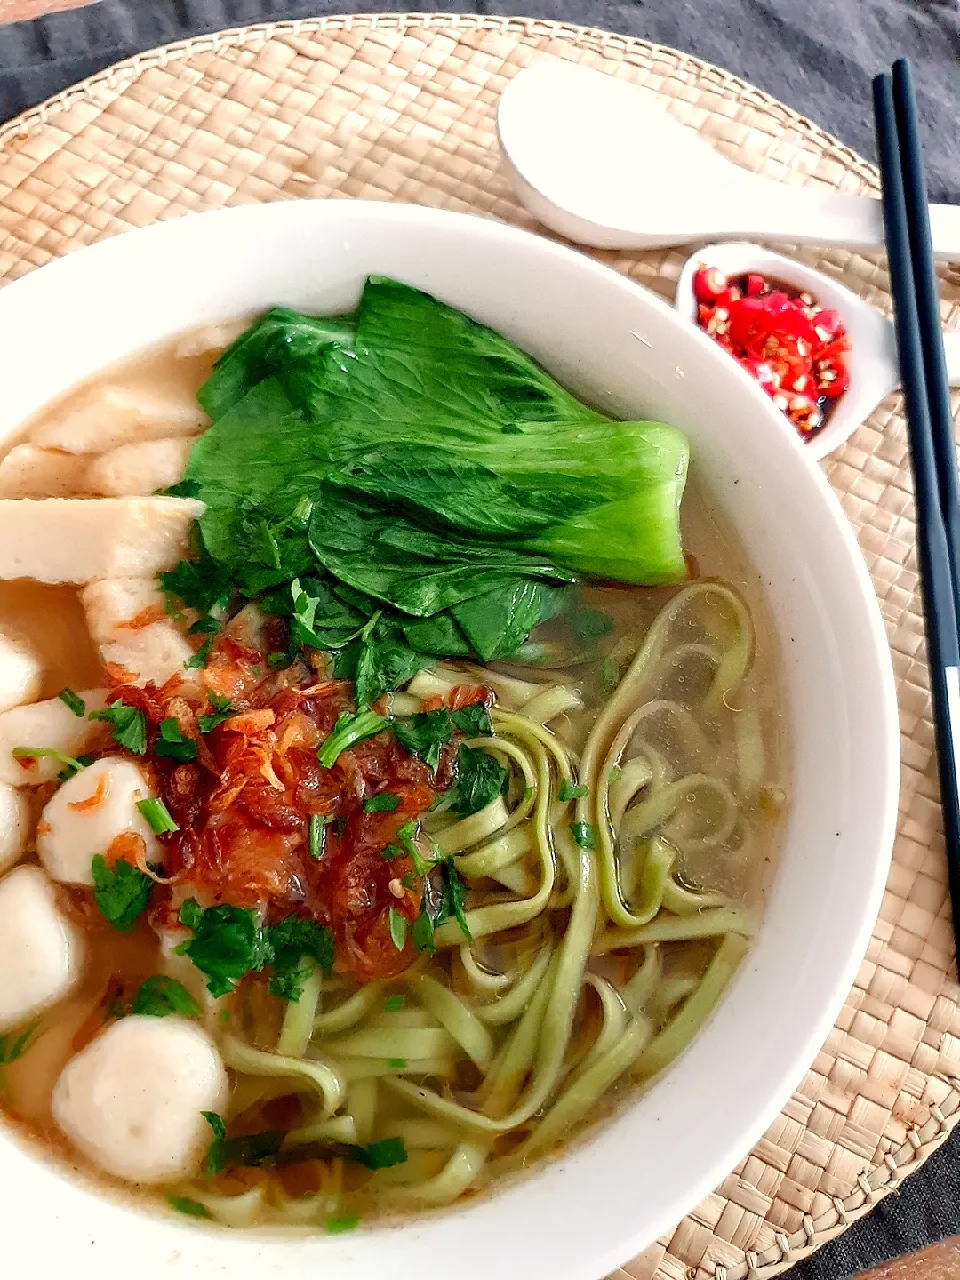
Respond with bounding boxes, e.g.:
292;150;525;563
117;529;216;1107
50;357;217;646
873;60;960;968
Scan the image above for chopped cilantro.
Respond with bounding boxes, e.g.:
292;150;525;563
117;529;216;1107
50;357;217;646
91;855;152;932
608;765;623;783
558;780;588;802
317;708;389;769
136;797;179;835
449;744;507;816
352;1137;407;1170
387;907;407;952
167;1195;212;1219
188;616;221;635
391;708;453;771
383;995;404;1013
449;702;493;736
197;693;234;734
154;717;197;763
178;902;272;997
57;688;85;717
437;857;472;942
89;702;148;755
387;1057;407;1070
396;821;430;875
325;1215;359;1235
267;916;334;1001
202;1111;227;1142
411;908;436;956
159;553;232;616
363;793;401;814
0;1021;40;1072
571;821;596;850
185;637;214;670
131;975;200;1018
205;1128;284;1177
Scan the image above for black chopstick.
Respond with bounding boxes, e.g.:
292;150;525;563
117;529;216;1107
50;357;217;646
873;66;960;974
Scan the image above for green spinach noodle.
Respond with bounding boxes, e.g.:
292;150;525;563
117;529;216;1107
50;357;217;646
182;581;769;1225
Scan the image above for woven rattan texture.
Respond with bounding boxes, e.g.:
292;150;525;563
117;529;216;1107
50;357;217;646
0;14;957;1279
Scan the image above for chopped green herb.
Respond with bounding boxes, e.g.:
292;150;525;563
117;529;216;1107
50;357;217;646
600;657;620;691
205;1129;284;1177
353;1137;407;1170
400;872;416;890
449;744;508;816
383;995;404;1013
188;616;221;635
12;746;87;778
391;709;453;771
308;813;334;861
89;702;148;755
178;902;272;997
136;797;179;835
91;855;152;932
202;1111;227;1141
317;708;389;769
558;780;588;802
57;688;85;717
154;717;197;763
131;975;200;1019
380;844;403;862
571;821;596;851
325;1214;359;1235
159;551;232;616
387;1057;407;1070
197;693;234;734
185;637;214;670
363;793;401;814
267;916;334;1001
608;765;623;783
388;906;407;952
167;1195;212;1220
411;908;436;956
438;856;472;942
450;702;493;737
0;1021;40;1073
267;650;290;668
396;820;429;876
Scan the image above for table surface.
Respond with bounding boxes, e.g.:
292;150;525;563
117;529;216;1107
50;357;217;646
0;2;958;1278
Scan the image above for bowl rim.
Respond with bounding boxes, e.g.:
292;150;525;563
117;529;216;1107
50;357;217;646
0;200;900;1280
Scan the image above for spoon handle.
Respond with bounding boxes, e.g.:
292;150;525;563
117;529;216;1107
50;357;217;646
740;186;960;257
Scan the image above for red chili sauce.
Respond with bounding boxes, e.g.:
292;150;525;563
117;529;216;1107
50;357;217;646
693;265;850;439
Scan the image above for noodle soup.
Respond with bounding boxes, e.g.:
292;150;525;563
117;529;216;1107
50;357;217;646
0;281;784;1230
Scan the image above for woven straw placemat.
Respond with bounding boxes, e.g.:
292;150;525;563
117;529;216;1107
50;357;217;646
0;13;957;1279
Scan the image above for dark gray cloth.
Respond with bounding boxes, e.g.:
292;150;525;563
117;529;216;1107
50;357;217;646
0;3;957;1278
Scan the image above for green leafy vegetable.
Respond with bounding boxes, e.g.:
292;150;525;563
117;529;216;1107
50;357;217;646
136;797;179;835
167;1196;212;1219
317;708;389;768
131;975;200;1018
352;1137;407;1170
205;1127;284;1177
91;855;152;932
90;702;147;755
449;744;508;816
154;718;198;763
436;857;472;942
363;793;401;814
58;688;85;717
181;277;689;702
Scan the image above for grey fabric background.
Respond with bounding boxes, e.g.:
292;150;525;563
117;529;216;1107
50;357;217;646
0;3;957;1277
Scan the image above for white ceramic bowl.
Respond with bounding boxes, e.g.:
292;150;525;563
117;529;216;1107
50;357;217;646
0;202;898;1280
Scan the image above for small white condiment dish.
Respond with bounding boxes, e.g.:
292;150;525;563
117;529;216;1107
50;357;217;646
0;202;898;1280
676;241;960;460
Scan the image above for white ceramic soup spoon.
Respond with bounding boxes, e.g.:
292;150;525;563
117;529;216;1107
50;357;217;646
497;61;960;258
674;241;960;459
